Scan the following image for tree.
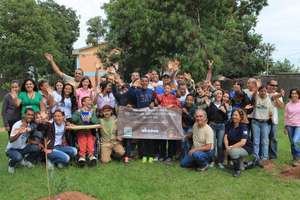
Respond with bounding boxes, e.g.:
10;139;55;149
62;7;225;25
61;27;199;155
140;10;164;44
269;59;299;74
100;0;270;81
86;16;107;46
0;0;80;81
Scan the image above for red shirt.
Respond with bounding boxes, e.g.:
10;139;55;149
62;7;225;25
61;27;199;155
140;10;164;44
157;93;180;108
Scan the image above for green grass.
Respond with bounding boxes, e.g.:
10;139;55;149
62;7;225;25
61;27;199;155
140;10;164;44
0;110;300;200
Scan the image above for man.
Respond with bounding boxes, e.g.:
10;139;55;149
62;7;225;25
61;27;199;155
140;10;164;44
129;72;140;87
180;109;214;171
44;53;84;88
177;82;189;106
6;108;40;174
267;79;284;159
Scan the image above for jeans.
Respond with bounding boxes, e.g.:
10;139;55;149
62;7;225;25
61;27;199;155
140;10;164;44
227;147;248;160
182;127;193;155
47;146;77;165
6;144;40;167
286;126;300;160
252;119;271;160
269;124;278;159
210;122;225;163
180;150;214;168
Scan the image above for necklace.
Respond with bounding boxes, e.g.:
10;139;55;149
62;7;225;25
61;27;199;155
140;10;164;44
27;92;35;99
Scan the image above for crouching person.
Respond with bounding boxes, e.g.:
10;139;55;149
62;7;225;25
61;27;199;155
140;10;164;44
224;109;252;177
46;110;77;169
6;108;40;174
100;105;125;163
180;109;214;171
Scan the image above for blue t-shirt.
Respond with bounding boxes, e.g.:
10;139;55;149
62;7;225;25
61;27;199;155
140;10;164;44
134;88;155;108
225;123;252;153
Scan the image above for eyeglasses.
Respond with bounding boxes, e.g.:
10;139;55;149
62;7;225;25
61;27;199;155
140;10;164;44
270;84;278;87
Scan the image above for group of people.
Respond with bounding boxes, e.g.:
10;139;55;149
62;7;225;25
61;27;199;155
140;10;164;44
1;53;300;177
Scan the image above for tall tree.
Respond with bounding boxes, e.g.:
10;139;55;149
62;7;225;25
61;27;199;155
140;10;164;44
100;0;270;80
86;16;106;46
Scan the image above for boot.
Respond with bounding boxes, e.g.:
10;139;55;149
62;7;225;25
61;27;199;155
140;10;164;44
232;159;241;177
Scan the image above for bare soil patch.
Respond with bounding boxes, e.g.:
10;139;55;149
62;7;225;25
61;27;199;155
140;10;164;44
38;191;99;200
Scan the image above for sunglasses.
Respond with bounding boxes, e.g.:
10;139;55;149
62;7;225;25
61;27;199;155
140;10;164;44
270;84;278;87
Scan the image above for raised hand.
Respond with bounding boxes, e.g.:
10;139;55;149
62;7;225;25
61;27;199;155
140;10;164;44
208;60;214;69
44;53;53;62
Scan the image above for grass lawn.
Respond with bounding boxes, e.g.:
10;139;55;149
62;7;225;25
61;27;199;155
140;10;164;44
0;108;300;200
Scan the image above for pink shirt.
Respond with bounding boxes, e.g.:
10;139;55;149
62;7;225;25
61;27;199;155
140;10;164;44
285;100;300;126
76;88;93;109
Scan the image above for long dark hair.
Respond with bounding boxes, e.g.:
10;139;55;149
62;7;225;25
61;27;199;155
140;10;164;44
61;83;77;112
20;79;38;92
78;76;92;89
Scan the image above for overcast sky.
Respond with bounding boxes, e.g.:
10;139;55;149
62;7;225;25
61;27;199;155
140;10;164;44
54;0;300;66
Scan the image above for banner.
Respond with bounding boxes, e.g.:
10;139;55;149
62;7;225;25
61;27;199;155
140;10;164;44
117;106;184;140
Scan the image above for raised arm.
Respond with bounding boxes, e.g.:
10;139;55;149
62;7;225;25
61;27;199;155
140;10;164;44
205;60;213;81
44;53;64;78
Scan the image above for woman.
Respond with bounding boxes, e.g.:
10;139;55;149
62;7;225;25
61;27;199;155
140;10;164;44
224;109;252;177
285;88;300;166
1;80;21;137
95;81;116;115
76;76;94;109
51;80;64;114
55;83;77;120
206;90;227;169
46;110;77;169
251;85;273;162
12;79;46;116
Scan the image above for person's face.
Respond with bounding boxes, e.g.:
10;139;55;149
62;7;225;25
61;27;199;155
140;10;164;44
41;82;49;92
55;82;64;92
258;88;267;98
131;73;140;82
64;85;73;96
179;85;186;95
11;83;19;93
25;80;35;92
54;112;64;125
103;109;112;118
269;80;278;92
214;81;221;90
196;87;204;96
74;70;83;82
34;113;42;124
195;111;206;126
141;78;149;89
107;75;114;83
223;93;230;103
291;90;299;102
232;111;241;124
247;80;256;90
215;91;223;102
177;75;185;81
82;97;92;108
82;79;90;89
233;83;241;92
25;110;35;123
185;96;194;106
106;83;112;93
164;85;171;94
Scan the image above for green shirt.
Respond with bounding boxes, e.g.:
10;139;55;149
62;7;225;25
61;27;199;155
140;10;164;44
100;117;118;143
18;91;42;116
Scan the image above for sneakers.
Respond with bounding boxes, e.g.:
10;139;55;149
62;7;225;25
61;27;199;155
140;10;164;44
217;163;225;169
8;166;15;174
47;160;54;171
164;157;172;165
197;164;209;172
142;156;147;163
233;170;241;177
57;163;64;169
78;156;86;167
148;157;154;163
292;160;300;167
89;155;97;166
21;160;34;168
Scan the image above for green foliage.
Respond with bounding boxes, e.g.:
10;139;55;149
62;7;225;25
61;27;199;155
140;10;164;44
269;58;299;74
0;0;79;81
99;0;271;80
86;16;107;46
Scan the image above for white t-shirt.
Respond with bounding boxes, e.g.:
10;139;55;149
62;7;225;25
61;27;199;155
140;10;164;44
6;120;31;150
268;92;283;125
60;97;72;119
54;123;65;146
51;91;62;113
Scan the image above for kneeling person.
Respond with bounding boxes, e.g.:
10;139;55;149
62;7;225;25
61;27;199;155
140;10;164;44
100;105;125;163
180;109;214;171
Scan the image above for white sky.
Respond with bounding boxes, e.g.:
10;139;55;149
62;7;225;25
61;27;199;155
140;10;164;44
54;0;300;66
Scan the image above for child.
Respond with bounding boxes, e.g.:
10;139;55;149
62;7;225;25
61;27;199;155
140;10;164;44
76;76;94;109
99;105;125;163
72;96;99;166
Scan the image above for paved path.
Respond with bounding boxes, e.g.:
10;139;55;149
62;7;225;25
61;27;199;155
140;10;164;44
0;128;5;132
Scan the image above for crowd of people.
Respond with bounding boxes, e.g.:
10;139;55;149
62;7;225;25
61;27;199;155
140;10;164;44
1;53;300;178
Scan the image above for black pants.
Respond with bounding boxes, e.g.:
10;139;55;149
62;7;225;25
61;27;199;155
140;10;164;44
139;139;155;157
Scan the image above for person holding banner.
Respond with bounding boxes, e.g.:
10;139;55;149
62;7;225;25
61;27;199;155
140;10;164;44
180;109;214;171
156;84;180;162
130;76;156;163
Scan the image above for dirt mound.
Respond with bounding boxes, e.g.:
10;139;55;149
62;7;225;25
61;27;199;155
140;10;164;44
38;191;99;200
260;160;277;172
280;165;300;179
